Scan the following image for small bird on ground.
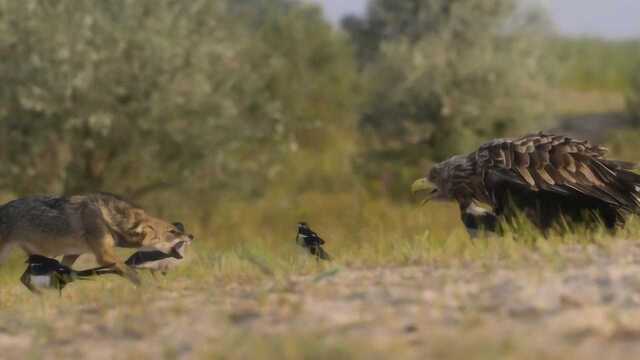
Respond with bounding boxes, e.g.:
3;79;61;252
296;222;331;261
20;255;114;295
124;222;193;277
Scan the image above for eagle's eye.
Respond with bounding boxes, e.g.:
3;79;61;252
428;170;439;182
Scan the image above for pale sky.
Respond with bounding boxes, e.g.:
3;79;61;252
307;0;640;39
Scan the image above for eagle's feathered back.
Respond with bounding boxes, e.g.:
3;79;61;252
474;133;640;213
415;132;640;232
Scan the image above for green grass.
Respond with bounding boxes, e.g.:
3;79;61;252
548;38;640;93
1;192;635;299
544;38;639;117
2;192;640;358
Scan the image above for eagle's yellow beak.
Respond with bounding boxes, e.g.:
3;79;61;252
411;177;438;205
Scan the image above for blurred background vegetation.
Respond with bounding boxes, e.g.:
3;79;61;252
0;0;639;247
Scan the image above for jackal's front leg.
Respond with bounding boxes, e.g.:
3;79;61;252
90;243;140;286
84;212;141;286
96;251;141;286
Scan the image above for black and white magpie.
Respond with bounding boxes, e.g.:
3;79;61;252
20;255;114;295
124;222;193;276
460;204;498;238
296;222;331;261
124;240;189;276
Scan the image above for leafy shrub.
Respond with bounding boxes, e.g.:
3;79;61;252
628;64;640;125
0;0;360;208
342;0;554;198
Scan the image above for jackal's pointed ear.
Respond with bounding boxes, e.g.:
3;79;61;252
131;209;146;221
172;222;185;233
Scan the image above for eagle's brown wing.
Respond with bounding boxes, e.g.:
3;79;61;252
475;133;640;210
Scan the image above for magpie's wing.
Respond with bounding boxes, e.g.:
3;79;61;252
305;227;325;245
299;226;317;236
28;264;49;276
30;263;58;276
27;255;60;267
27;256;63;275
57;264;74;276
305;234;325;246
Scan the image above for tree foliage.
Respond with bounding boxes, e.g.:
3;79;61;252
0;0;360;204
345;0;553;162
629;64;640;125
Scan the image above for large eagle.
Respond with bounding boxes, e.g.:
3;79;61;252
411;133;640;235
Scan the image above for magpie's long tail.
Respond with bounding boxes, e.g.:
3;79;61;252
311;246;332;261
75;266;120;277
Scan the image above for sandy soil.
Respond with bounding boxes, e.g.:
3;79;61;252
3;241;640;359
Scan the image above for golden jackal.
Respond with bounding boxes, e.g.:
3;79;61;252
0;193;193;284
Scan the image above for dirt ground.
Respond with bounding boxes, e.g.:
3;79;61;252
3;240;640;359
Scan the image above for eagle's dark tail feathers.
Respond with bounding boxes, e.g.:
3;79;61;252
591;159;640;212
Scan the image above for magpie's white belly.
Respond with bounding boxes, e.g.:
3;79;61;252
31;275;52;288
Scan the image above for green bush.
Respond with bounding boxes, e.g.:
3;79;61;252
342;0;555;198
628;64;640;124
345;0;553;162
0;0;361;209
548;38;640;92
